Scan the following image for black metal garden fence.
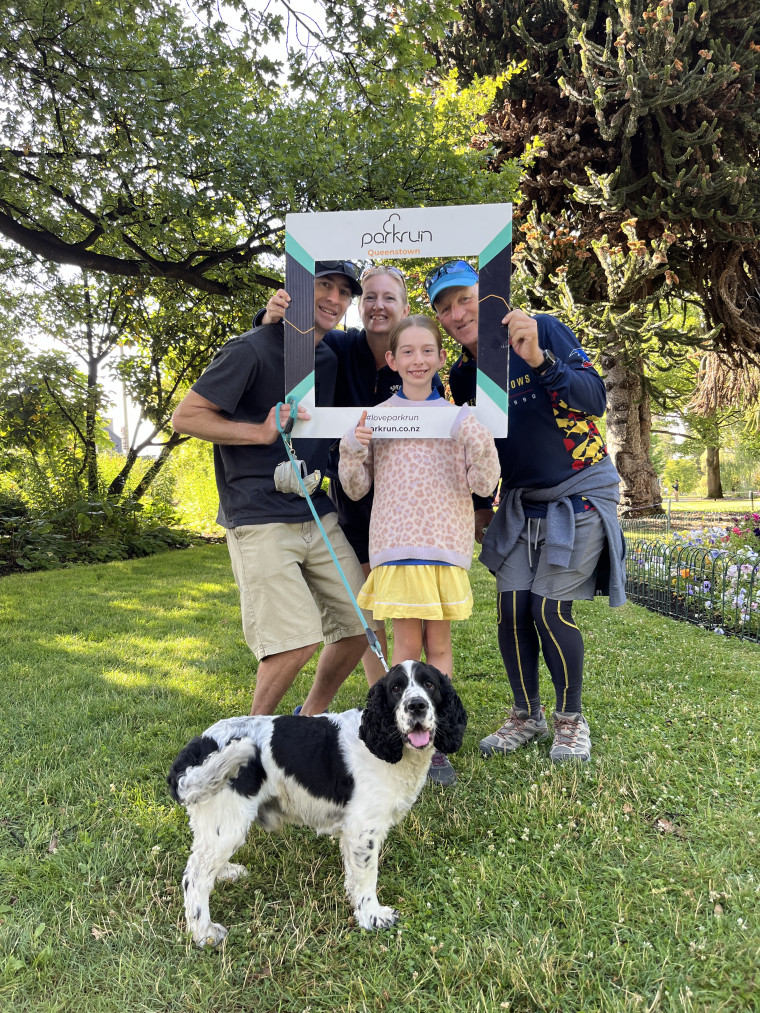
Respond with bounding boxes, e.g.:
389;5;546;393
620;509;754;542
622;522;760;643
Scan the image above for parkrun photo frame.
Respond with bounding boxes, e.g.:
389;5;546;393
283;203;512;439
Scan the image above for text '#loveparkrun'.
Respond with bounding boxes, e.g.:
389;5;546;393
365;412;421;435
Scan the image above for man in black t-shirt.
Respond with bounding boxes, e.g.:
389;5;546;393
172;262;378;716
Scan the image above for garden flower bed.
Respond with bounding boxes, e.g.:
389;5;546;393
623;513;760;641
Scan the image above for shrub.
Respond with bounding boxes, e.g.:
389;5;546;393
0;487;29;519
0;497;197;575
161;438;223;535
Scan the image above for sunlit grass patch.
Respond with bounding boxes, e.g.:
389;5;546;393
0;545;758;1012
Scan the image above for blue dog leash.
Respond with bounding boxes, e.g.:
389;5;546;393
276;398;388;673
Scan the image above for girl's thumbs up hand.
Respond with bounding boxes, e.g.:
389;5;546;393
355;409;373;447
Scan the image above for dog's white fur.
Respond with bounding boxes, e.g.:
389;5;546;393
168;661;467;945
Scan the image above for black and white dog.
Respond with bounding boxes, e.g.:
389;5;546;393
168;662;467;946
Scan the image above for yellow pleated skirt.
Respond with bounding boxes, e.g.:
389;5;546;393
357;564;473;620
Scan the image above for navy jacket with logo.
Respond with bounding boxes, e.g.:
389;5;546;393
448;314;607;491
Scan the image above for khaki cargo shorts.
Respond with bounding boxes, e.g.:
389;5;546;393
226;513;378;660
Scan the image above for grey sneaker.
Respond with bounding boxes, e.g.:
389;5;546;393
427;751;457;786
479;706;549;756
550;711;591;762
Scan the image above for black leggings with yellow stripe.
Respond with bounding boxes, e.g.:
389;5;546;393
496;589;584;716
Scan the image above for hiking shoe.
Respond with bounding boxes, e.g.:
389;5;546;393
479;706;549;756
293;705;329;716
427;751;457;786
550;711;591;762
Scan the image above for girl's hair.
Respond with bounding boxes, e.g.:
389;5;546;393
389;315;443;357
359;265;409;301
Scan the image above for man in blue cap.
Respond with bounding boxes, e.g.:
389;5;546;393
425;261;626;763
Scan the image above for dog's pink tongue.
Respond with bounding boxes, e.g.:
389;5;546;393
408;729;431;748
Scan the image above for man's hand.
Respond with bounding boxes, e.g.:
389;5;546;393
474;508;493;544
354;410;373;447
262;289;291;325
503;309;542;368
172;391;311;445
258;402;311;444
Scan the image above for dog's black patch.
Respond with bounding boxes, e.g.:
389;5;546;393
167;735;219;802
229;749;267;798
270;716;354;805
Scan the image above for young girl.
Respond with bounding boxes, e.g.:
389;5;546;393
339;316;500;783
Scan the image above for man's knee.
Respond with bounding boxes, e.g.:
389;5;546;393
259;642;319;672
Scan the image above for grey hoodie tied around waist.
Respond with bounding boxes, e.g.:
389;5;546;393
479;455;627;607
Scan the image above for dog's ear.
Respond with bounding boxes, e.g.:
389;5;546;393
433;676;468;755
359;679;404;764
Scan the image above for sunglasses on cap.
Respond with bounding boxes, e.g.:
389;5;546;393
316;260;359;278
314;260;362;295
423;260;477;291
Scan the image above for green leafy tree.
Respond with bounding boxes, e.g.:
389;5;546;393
0;336;111;506
109;280;253;499
9;268;255;502
433;0;760;511
646;345;760;498
1;0;510;296
2;0;520;511
683;353;760;497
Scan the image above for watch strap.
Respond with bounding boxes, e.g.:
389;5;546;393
533;348;557;375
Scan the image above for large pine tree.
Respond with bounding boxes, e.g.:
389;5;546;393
434;0;760;510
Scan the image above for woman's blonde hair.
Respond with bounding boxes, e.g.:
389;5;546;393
388;315;443;357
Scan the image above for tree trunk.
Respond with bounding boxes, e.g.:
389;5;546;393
601;346;662;515
705;446;724;499
84;358;100;499
130;431;186;501
108;447;140;497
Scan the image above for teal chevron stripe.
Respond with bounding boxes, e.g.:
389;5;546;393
285;373;314;404
285;233;316;273
477;370;509;413
479;221;512;269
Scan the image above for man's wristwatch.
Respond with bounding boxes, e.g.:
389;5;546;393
533;348;557;375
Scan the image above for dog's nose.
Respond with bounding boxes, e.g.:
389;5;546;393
405;697;428;717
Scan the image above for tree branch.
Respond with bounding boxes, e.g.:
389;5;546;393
0;212;281;295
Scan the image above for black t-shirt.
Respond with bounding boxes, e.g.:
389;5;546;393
191;323;337;527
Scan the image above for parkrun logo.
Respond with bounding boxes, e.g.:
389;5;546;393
361;213;433;257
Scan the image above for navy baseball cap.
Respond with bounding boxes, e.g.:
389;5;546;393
315;260;362;297
424;260;479;307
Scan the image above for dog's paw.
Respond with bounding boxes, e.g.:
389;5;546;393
192;922;229;947
216;862;248;883
355;904;400;930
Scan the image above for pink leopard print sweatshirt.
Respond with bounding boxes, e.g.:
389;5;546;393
338;394;500;570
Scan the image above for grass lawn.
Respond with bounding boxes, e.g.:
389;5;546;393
1;544;758;1012
668;497;758;514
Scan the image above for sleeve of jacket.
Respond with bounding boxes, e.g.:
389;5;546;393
451;409;501;498
338;428;375;501
535;315;607;418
